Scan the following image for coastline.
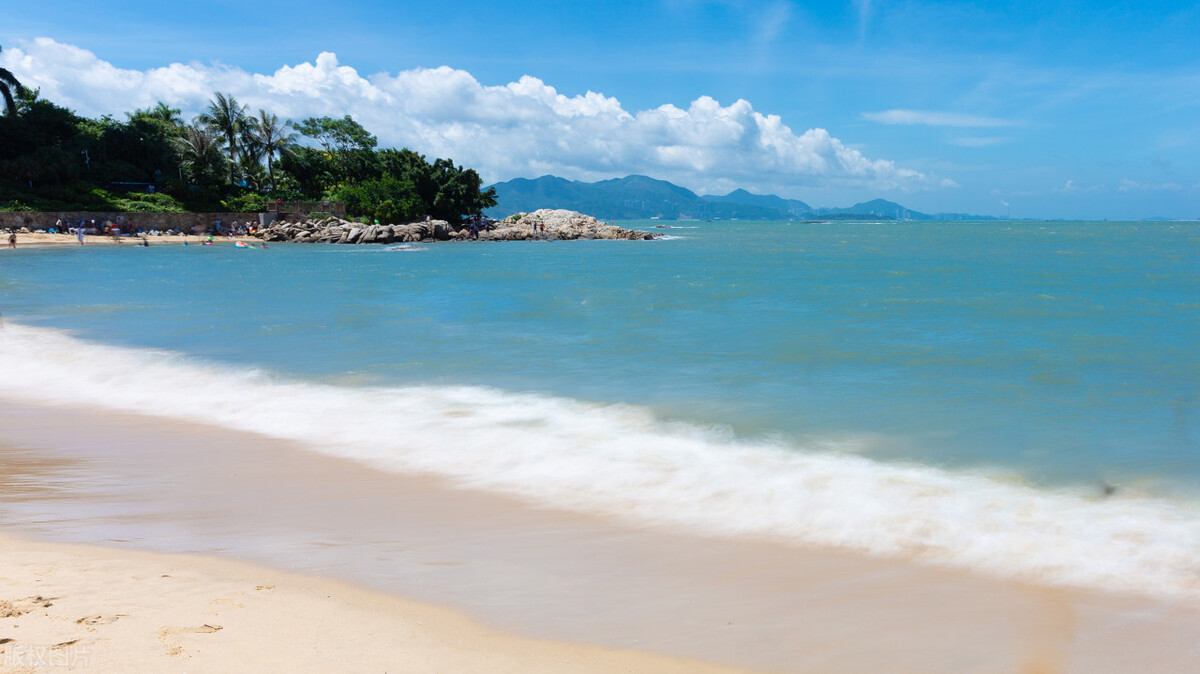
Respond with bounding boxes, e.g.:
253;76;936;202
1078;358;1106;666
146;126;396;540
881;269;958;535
3;400;1200;673
0;532;747;673
1;232;261;249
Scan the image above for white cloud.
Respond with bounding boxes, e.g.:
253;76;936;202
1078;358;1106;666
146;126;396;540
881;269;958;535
854;0;874;39
863;109;1019;128
1117;178;1184;192
948;136;1015;148
2;37;948;194
1056;179;1106;195
755;1;793;44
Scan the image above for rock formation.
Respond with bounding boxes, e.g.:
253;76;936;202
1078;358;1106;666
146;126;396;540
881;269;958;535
256;209;656;244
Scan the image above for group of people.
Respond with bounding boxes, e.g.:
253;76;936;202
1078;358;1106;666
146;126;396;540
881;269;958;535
212;220;257;237
464;213;498;240
54;218;100;236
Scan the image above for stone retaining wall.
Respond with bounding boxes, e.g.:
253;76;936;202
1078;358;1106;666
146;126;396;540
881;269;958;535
0;211;269;232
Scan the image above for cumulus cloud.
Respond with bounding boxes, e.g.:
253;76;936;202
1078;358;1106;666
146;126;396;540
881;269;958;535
863;109;1018;128
2;37;947;194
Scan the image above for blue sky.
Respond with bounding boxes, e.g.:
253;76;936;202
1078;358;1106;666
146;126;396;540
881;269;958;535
4;1;1200;219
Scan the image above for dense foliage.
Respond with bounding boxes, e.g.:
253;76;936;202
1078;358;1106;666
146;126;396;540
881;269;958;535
0;73;496;222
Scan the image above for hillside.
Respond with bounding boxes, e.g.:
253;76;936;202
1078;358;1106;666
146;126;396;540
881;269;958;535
486;175;997;221
488;175;786;220
703;189;812;216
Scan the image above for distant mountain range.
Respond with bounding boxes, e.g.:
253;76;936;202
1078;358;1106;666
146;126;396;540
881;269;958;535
485;174;998;221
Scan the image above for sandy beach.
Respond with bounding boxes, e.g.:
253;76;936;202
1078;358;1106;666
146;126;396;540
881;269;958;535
2;400;1200;673
0;531;748;673
1;232;261;249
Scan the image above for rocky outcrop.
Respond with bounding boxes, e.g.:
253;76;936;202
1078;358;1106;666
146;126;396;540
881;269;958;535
481;210;656;241
255;209;656;244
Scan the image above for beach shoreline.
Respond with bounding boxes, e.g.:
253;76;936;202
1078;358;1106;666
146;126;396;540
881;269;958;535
0;531;749;673
3;399;1200;673
1;232;261;249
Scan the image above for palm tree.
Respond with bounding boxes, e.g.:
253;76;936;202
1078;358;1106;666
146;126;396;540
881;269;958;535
146;102;183;127
196;92;248;184
0;46;23;116
237;122;264;188
172;123;227;190
251;110;296;190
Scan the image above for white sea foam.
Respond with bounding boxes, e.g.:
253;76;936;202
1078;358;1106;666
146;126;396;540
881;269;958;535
2;322;1199;599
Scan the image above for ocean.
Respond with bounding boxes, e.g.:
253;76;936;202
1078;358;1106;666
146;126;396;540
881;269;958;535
1;219;1198;599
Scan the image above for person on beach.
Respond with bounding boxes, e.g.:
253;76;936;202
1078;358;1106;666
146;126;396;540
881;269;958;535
77;228;85;246
8;232;16;248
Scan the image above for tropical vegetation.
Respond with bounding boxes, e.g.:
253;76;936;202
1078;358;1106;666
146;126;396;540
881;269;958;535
0;57;496;223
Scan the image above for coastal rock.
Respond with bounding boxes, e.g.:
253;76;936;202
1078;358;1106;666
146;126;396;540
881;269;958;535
253;210;655;244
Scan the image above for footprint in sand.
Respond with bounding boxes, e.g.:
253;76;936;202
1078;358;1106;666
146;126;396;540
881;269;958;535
210;592;247;609
160;624;224;636
76;614;125;625
1;596;56;618
158;624;223;657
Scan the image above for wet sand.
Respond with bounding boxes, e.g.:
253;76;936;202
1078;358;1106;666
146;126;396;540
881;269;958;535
0;533;748;673
2;400;1199;672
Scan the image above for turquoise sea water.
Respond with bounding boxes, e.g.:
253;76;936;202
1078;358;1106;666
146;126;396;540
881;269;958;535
2;220;1198;596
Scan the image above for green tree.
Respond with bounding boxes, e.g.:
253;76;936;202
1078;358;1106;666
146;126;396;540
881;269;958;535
294;115;381;187
331;174;424;224
374;149;496;222
0;46;21;117
0;88;84;189
196;92;248;184
276;146;336;196
295;115;377;152
251;110;296;190
172;123;227;191
142;102;183;127
123;104;187;189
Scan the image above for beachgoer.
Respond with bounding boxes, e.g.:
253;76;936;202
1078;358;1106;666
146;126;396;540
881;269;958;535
140;236;149;247
77;228;85;245
8;232;15;248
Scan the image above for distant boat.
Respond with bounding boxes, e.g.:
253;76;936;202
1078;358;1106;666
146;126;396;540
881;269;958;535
650;215;661;220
